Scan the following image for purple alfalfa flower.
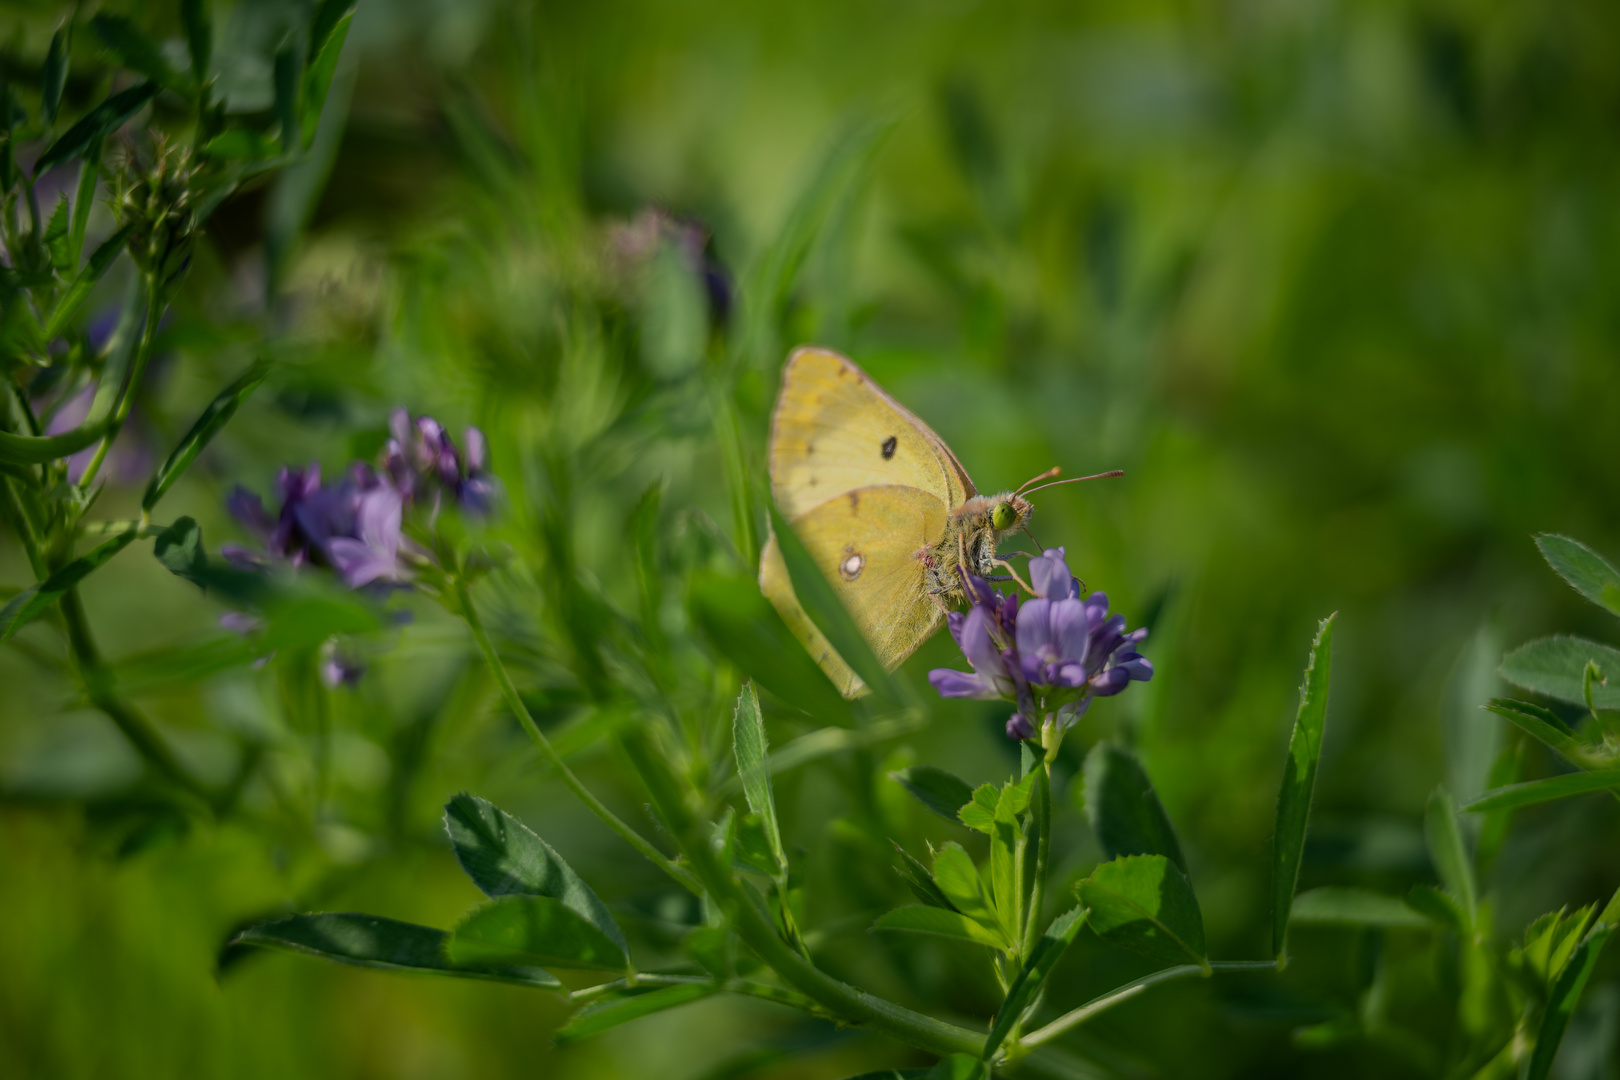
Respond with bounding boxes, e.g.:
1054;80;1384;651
325;472;405;588
457;425;497;514
383;408;495;515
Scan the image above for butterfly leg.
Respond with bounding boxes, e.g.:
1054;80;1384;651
993;559;1036;596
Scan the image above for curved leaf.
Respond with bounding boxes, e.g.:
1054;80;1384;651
1271;613;1335;959
732;682;784;872
1078;854;1206;969
871;905;1005;948
0;529;137;643
983;906;1087;1061
228;912;561;989
443;793;627;957
142;362;269;510
1536;534;1620;618
1083;741;1187;875
557;983;718;1044
1463;769;1620;813
889;765;974;826
446;895;627;973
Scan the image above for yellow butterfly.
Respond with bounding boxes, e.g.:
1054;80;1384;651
759;346;1119;698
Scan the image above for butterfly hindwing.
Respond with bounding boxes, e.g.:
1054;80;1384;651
760;484;948;698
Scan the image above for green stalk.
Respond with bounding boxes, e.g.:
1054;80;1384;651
454;577;701;894
58;586;212;804
1020;763;1052;960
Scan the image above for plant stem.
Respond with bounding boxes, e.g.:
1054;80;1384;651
57;585;212;804
1018;964;1206;1050
1020;762;1051;960
568;973;825;1015
454;577;701;894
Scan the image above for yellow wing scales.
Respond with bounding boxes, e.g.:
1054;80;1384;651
760;486;947;698
762;347;975;699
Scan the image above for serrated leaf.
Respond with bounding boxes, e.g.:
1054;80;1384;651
447;895;627;973
983;906;1087;1061
732;682;784;873
766;501;905;706
443;793;627;957
1078;854;1206;968
1271;613;1335;959
1462;769;1620;813
958;783;998;834
143;362;268;510
1083;741;1187;875
228;912;561;989
892;841;956;911
889;765;974;826
931;841;1004;942
871;905;1005;948
0;529;137;643
1500;636;1620;710
1289;887;1430;928
42;24;70;126
88;14;189;94
1424;787;1476;923
557;982;717;1044
1536;534;1620;618
153;517;208;588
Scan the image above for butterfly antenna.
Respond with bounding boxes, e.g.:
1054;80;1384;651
1020;469;1125;497
1014;466;1062;496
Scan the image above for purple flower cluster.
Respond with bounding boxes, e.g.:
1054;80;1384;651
928;548;1152;743
223;410;493;589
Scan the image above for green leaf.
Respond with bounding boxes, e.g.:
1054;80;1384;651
41;23;70;126
1526;905;1619;1080
446;895;627;973
443;793;628;957
556;983;717;1044
181;0;212;85
732;813;779;876
1271;613;1335;959
889;765;975;826
958;782;999;834
1404;884;1469;933
142;362;269;510
688;571;852;725
1078;854;1207;969
989;772;1036;946
301;6;353;150
871;905;1005;948
1500;636;1620;710
227;912;561;989
1536;534;1620;618
1485;698;1591;768
766;501;906;705
931;841;1004;942
1082;741;1187;875
153;517;208;588
0;529;137;643
1462;769;1620;813
202;129;280;162
892;841;956;911
88;14;189;94
1288;887;1431;928
43;197;71;273
732;681;785;873
983;906;1087;1061
1424;787;1477;923
44;223;135;340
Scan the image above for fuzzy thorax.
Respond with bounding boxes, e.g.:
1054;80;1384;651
918;492;1033;599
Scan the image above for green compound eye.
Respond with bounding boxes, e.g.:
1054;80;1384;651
991;501;1017;531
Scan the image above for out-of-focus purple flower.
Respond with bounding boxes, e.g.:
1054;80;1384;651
326;481;404;588
384;409;496;516
457;426;497;513
929;548;1152;744
320;638;365;688
224;462;405;588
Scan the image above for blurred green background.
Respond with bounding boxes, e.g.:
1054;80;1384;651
4;0;1620;1077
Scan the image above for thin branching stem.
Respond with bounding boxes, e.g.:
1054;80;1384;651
454;576;702;894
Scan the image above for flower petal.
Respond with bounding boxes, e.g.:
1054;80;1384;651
929;669;997;699
1029;547;1077;600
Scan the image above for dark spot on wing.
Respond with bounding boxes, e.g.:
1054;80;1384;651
881;435;898;460
848;491;860;513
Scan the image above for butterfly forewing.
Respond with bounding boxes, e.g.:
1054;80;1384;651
769;347;972;519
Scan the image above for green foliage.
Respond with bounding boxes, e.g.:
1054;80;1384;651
1499;636;1620;709
1536;534;1620;617
142;363;269;511
889;765;975;826
0;528;136;643
1288;887;1430;929
556;983;718;1045
1271;614;1335;960
982;906;1086;1062
732;682;785;872
447;895;628;973
1423;787;1477;924
1077;854;1207;970
1082;741;1186;874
